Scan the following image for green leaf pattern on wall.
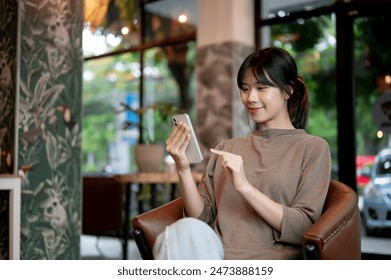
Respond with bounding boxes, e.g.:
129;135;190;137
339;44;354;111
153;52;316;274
18;0;83;259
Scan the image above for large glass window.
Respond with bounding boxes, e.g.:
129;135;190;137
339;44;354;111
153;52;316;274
82;53;140;174
82;0;197;175
261;0;333;20
263;14;338;178
141;42;196;145
354;15;390;193
83;0;141;57
258;0;391;257
354;14;391;252
144;0;197;43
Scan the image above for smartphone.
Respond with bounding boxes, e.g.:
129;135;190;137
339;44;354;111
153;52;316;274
172;113;204;163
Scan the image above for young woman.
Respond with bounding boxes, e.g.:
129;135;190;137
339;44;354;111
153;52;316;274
155;47;332;260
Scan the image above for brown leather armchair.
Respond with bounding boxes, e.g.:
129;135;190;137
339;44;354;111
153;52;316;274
132;179;361;260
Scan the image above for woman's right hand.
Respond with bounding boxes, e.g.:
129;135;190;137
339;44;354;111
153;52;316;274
166;122;191;171
167;122;204;218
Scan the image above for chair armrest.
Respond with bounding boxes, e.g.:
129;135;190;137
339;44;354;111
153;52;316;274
132;198;183;259
303;181;361;259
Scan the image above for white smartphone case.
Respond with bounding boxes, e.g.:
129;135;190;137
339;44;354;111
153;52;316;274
172;113;204;163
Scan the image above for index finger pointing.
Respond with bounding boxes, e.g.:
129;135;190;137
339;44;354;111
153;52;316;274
210;148;227;156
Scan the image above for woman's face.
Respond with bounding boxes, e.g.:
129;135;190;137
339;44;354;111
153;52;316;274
240;69;292;129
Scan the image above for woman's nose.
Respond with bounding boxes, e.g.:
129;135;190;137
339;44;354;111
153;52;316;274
247;88;258;102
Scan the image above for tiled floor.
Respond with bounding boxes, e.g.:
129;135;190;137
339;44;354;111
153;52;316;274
80;225;391;260
80;235;142;260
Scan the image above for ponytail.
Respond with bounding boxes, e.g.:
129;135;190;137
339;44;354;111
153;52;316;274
288;75;309;129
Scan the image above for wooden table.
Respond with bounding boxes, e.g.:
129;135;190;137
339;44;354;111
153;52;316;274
114;171;203;260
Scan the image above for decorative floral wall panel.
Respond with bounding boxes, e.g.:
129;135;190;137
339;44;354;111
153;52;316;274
18;0;83;259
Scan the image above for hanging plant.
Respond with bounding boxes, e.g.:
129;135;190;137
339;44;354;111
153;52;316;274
115;0;140;28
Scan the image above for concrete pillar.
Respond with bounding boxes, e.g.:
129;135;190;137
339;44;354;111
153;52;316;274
195;0;254;166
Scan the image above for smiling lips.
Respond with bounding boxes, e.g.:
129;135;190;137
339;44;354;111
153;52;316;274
248;106;264;113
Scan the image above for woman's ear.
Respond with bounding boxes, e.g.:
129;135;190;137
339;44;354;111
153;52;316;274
284;86;293;99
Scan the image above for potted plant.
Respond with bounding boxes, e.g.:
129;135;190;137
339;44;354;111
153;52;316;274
118;102;178;172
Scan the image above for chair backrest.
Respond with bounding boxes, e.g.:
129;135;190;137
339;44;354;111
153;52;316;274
302;179;361;259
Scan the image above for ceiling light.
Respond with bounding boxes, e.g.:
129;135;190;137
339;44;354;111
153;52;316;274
178;14;187;23
121;27;130;35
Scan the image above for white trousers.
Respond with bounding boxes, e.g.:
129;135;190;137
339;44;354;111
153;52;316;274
153;217;224;260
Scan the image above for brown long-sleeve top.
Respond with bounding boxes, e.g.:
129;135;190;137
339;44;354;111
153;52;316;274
196;129;332;259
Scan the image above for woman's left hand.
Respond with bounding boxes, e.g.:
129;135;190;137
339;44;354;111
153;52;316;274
210;149;250;192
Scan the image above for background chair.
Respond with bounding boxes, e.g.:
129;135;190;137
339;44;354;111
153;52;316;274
132;179;361;260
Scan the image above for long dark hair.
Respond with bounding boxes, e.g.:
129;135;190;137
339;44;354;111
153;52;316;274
237;47;309;129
